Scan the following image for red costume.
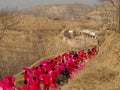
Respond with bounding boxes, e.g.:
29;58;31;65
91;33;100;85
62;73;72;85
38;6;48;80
30;78;41;90
51;70;58;85
68;63;73;73
24;72;30;80
34;70;40;78
43;72;51;90
23;84;30;90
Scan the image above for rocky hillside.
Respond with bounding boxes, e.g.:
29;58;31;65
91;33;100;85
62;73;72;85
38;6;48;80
61;32;120;90
23;4;93;20
0;14;85;78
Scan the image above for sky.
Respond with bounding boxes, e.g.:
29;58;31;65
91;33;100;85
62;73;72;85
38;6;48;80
0;0;99;9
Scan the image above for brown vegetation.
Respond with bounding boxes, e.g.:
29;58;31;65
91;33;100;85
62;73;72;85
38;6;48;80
0;12;81;79
23;3;93;20
61;32;120;90
0;9;20;39
0;1;119;90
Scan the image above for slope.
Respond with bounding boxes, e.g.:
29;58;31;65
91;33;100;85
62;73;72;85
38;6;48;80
23;3;93;20
61;32;120;90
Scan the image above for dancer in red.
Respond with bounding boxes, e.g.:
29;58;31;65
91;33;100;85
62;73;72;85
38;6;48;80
30;77;41;90
3;76;15;90
43;71;51;90
67;63;73;74
51;68;58;86
34;67;40;78
24;71;30;80
92;46;97;56
23;80;30;90
87;49;92;59
0;80;4;90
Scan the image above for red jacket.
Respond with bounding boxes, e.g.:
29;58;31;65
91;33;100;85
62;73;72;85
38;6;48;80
24;74;30;80
30;80;40;90
68;65;72;73
43;74;51;85
34;70;40;78
23;84;30;90
51;70;58;79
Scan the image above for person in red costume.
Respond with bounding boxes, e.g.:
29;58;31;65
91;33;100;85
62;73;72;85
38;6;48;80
49;60;54;68
67;63;73;74
91;49;95;56
30;77;41;90
93;46;97;54
24;71;30;80
22;80;30;90
39;64;44;73
43;71;51;90
51;68;58;86
6;77;15;86
83;53;87;59
53;58;58;66
45;62;51;72
87;49;92;59
74;58;79;68
3;77;15;90
92;46;97;56
34;67;41;78
0;80;4;90
3;76;21;90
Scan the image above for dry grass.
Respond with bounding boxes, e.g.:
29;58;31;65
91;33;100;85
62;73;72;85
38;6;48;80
15;32;120;90
0;3;119;89
0;15;80;79
61;32;120;90
16;15;81;31
14;36;73;87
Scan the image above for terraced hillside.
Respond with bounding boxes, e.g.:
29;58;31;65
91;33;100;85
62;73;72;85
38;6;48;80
61;32;120;90
0;15;81;78
23;3;93;20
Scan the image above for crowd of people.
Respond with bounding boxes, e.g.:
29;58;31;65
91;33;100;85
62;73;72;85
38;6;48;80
0;47;97;90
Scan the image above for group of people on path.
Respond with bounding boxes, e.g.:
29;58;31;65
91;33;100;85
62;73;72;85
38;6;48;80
0;47;97;90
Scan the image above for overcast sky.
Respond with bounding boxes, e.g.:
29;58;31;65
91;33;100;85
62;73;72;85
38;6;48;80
0;0;99;9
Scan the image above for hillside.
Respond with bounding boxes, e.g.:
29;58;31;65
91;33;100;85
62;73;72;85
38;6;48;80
61;32;120;90
22;3;93;20
14;31;120;90
0;15;81;78
0;1;119;90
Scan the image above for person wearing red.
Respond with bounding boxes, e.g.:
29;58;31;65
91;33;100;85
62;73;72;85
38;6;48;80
71;59;76;70
3;77;15;90
24;71;30;80
43;71;51;90
34;67;41;78
74;58;79;68
92;46;97;56
83;53;87;59
93;46;97;54
0;80;4;90
49;60;54;68
39;64;45;73
87;49;92;59
91;49;95;56
51;68;58;86
67;63;73;74
30;77;41;90
22;80;30;90
45;62;51;72
8;77;15;87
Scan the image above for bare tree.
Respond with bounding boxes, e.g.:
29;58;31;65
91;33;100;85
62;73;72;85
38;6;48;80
98;0;119;33
0;9;20;39
99;0;116;6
